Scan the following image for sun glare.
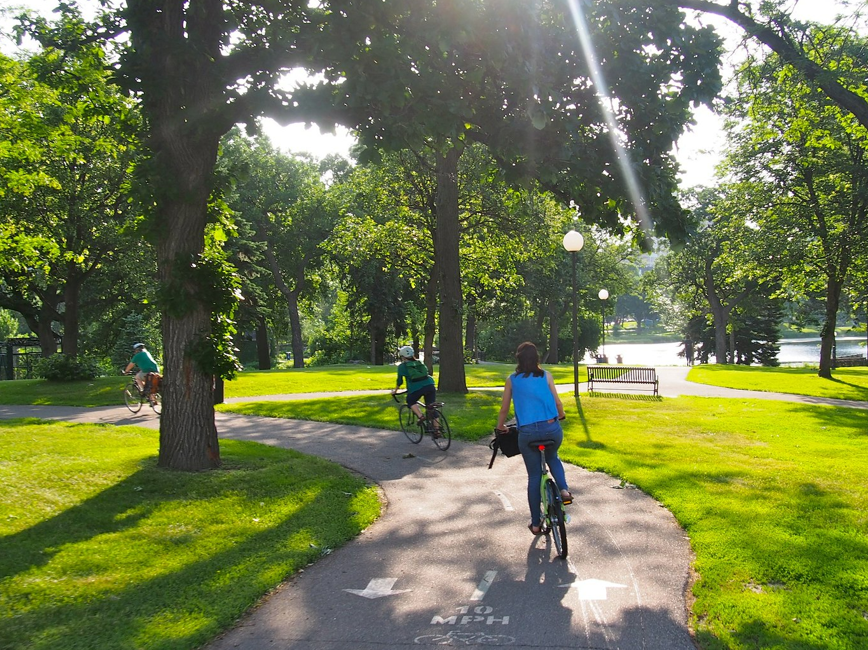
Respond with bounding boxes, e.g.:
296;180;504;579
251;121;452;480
565;0;653;237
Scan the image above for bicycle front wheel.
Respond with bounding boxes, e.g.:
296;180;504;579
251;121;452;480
431;410;451;451
123;381;143;413
400;405;423;443
545;479;568;559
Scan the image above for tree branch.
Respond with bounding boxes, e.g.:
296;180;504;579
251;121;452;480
662;0;868;130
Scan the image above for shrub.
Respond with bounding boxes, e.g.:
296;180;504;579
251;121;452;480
35;354;102;381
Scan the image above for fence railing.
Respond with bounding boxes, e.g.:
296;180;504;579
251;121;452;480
1;338;44;380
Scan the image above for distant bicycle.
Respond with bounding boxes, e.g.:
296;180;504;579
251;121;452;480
123;372;162;415
532;438;568;558
393;391;452;450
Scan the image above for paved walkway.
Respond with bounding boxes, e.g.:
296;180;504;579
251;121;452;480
1;367;863;649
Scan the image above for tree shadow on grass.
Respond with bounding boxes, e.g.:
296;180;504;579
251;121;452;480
587;391;662;402
571;395;605;449
1;443;376;650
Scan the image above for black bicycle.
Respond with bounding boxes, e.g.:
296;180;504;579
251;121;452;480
123;373;162;415
393;392;452;450
532;438;568;558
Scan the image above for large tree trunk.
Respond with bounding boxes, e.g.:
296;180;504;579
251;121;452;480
261;240;305;368
818;277;844;379
286;291;305;369
464;299;476;361
547;300;562;364
434;147;467;393
261;239;306;368
157;196;221;471
705;261;730;364
369;315;387;365
61;269;81;357
424;266;438;372
35;304;59;358
256;314;271;370
127;0;227;471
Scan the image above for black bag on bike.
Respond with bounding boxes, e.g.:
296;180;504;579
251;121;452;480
488;424;520;468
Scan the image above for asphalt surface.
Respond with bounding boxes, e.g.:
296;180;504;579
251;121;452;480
2;366;863;649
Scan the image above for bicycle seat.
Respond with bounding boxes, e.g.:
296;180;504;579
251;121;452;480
427;402;445;408
529;438;557;449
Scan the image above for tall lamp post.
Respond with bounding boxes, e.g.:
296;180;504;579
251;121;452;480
598;289;609;362
562;229;584;397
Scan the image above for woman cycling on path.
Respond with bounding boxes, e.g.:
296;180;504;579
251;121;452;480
391;345;438;428
496;341;571;535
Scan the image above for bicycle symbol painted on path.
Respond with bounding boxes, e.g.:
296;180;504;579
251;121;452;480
414;631;516;646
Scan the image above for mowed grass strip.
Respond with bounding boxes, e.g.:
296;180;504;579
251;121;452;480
688;365;868;402
222;391;868;649
0;376;129;407
221;362;582;398
217;390;503;441
0;363;585;406
0;419;380;650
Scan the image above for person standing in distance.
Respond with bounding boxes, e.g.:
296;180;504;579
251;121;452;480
391;345;437;426
125;343;160;394
496;341;571;535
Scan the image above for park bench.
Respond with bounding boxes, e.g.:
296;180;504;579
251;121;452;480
832;354;867;368
587;366;659;396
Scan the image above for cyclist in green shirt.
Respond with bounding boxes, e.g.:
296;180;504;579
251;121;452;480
125;343;160;394
391;345;436;424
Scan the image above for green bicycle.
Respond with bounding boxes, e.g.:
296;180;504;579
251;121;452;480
532;438;569;559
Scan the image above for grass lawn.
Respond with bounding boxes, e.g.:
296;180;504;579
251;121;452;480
0;376;128;407
689;365;868;401
221;362;584;397
0;419;380;650
222;391;868;650
217;390;504;441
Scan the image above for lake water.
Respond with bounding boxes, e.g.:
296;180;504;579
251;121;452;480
581;336;867;367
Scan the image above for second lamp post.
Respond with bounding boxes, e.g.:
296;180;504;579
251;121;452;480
562;230;584;396
598;289;609;362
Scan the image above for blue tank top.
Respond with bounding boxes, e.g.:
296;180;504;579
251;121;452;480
510;371;557;426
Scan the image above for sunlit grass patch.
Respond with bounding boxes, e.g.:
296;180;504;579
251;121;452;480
218;390;503;441
563;396;868;649
0;377;127;407
0;419;380;650
688;364;868;401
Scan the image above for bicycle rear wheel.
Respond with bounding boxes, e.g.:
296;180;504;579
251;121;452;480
123;381;143;413
399;405;423;443
431;409;451;451
150;391;162;415
544;479;568;559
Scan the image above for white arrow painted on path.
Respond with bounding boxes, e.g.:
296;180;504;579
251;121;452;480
560;579;628;600
344;578;412;599
471;571;497;601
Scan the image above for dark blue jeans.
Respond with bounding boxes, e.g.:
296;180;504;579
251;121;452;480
518;419;569;527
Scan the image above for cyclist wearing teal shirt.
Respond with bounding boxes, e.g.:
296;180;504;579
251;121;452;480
496;341;571;535
125;343;159;393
